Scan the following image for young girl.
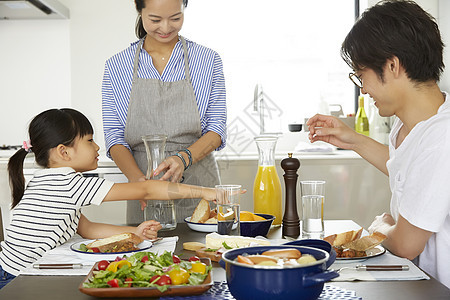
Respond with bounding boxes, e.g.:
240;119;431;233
0;108;216;288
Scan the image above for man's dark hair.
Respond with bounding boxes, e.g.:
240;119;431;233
341;0;444;83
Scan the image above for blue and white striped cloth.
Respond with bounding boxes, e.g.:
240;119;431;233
102;37;227;158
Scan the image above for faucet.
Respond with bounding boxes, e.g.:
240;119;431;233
254;84;265;134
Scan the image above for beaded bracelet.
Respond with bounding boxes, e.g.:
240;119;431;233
174;153;187;170
179;149;193;170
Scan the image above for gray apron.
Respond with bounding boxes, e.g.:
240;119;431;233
124;36;220;224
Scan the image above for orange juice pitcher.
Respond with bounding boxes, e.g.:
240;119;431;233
253;136;283;226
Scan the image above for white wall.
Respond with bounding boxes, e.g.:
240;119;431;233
0;19;70;145
0;0;448;147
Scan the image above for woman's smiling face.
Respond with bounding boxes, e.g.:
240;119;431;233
141;0;184;43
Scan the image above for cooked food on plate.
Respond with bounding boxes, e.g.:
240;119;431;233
79;233;143;253
235;248;318;267
324;229;386;258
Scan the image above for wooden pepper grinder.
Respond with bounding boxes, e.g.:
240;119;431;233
281;153;301;238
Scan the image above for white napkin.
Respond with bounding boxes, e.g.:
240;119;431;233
20;236;178;276
294;141;336;153
331;250;430;282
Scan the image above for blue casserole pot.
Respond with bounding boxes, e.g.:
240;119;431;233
283;239;337;269
220;245;339;300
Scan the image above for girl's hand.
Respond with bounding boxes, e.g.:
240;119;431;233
202;187;247;202
135;220;162;240
134;176;147;210
154;156;185;183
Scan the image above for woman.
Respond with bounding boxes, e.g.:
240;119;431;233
102;0;226;224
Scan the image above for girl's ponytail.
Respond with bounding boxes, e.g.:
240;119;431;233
8;108;93;209
8;148;29;209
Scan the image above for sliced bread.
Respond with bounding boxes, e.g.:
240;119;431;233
191;199;211;223
86;232;143;252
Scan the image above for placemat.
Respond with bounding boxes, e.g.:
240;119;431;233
161;281;361;300
20;235;178;276
331;250;429;282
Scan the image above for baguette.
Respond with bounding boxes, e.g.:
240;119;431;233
86;233;143;253
323;228;363;247
342;232;386;251
191;199;211;223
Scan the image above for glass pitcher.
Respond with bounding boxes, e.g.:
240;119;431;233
142;134;176;231
253;135;283;226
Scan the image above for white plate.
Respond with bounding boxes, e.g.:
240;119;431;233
336;245;386;261
70;240;153;261
184;217;238;233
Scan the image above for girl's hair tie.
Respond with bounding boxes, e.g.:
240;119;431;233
22;140;33;153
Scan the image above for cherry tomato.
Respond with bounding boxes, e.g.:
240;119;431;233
124;277;133;287
172;254;181;264
107;278;120;288
150;274;172;286
169;268;190;285
97;260;109;271
91;247;100;253
141;255;149;263
190;261;207;274
188;256;200;262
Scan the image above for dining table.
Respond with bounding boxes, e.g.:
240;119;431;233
0;220;449;300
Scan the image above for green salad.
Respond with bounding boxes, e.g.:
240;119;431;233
83;251;212;292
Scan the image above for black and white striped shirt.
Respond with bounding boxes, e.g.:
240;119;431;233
0;167;114;276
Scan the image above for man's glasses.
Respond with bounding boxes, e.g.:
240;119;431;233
349;72;363;89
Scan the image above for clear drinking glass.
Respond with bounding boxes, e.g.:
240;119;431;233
216;185;241;236
300;180;325;238
142;134;176;231
253;136;283;226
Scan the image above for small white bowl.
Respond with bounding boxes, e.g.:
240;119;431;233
184;217;238;233
70;240;153;261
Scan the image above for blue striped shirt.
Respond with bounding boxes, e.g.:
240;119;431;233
0;167;114;276
102;37;227;158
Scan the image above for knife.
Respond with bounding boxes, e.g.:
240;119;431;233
355;265;409;271
33;263;83;269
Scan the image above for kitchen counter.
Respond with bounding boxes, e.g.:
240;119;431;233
0;149;392;241
0;221;448;300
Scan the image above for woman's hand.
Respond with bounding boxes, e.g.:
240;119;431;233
307;114;359;150
154;156;185;183
135;220;162;240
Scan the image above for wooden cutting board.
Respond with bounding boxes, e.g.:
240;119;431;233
195;248;222;262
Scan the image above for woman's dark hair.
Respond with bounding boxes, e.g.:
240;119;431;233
8;108;93;208
134;0;188;39
341;0;444;83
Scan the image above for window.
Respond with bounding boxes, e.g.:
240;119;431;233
183;0;356;154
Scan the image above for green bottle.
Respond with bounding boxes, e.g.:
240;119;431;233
355;96;369;136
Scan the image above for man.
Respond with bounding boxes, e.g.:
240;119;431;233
307;0;449;288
